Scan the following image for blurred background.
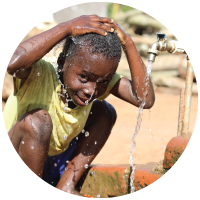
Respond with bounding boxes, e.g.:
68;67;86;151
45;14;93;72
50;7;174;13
2;2;198;165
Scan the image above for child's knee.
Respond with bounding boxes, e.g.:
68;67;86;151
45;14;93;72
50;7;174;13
20;108;53;144
104;101;117;127
94;100;117;127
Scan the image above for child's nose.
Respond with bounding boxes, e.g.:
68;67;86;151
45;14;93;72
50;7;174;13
83;83;97;97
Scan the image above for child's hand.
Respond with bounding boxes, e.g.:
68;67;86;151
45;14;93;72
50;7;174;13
105;22;131;47
67;15;115;37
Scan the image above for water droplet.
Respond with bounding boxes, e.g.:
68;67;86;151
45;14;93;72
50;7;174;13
161;139;163;142
62;135;67;140
84;164;88;169
82;129;85;133
65;167;68;171
76;137;78;140
94;141;97;145
67;183;70;186
155;137;157;140
21;141;24;144
66;160;69;163
84;111;86;115
148;128;151;131
150;135;153;137
90;112;92;114
63;89;66;94
85;131;89;137
31;146;34;149
13;72;16;77
164;145;166;149
97;194;100;198
54;163;57;167
37;72;40;76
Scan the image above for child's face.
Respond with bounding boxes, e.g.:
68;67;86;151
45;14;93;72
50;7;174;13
62;48;118;106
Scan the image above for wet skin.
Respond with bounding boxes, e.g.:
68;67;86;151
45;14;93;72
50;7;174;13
60;47;118;107
8;51;119;196
7;15;155;196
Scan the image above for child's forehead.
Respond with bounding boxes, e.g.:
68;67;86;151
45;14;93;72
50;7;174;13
76;60;116;76
66;45;118;75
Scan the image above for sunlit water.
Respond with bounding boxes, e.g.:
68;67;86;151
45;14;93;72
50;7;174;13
129;60;154;193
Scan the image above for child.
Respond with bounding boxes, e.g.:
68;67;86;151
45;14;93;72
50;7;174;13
4;15;155;196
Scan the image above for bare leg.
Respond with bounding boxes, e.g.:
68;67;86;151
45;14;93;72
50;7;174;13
56;100;117;196
8;109;53;177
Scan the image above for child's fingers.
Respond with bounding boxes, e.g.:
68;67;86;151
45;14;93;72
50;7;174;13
90;15;114;24
94;22;115;33
88;27;108;36
104;22;118;30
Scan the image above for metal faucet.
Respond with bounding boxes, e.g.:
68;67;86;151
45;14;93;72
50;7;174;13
147;32;194;136
147;32;186;62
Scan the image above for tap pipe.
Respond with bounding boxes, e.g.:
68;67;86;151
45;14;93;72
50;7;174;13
177;89;185;136
181;57;194;135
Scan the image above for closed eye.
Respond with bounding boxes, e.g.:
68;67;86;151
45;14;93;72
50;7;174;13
79;74;88;82
99;80;109;85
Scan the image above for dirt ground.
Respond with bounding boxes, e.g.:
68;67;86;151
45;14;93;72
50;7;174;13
92;91;198;165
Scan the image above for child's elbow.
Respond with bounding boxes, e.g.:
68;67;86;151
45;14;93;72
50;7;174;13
144;96;155;109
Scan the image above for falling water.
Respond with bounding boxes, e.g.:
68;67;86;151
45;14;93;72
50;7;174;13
129;60;154;193
85;82;96;105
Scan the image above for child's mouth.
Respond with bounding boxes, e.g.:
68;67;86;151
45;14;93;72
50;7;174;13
75;95;89;106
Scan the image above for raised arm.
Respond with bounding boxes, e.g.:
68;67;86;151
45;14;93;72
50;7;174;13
7;15;115;79
108;22;155;109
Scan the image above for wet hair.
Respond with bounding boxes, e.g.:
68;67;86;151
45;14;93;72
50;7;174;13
57;32;122;83
64;31;121;61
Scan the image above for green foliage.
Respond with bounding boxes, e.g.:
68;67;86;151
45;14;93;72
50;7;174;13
107;3;133;18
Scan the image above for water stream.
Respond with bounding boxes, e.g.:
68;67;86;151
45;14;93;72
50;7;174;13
129;60;154;193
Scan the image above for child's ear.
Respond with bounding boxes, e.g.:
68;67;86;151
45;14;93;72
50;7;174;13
57;52;65;67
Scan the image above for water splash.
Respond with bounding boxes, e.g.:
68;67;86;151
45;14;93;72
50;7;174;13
82;129;85;133
85;82;96;105
85;131;89;137
84;164;89;169
62;135;67;140
129;60;154;193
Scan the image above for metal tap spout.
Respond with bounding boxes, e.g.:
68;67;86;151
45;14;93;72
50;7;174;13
147;32;186;62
